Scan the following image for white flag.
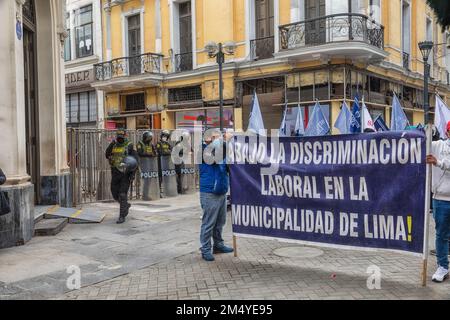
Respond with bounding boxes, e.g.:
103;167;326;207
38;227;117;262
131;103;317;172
435;95;450;139
362;101;376;132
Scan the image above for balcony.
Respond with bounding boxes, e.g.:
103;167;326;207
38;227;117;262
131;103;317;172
174;52;193;72
92;52;164;92
250;36;275;61
276;13;387;62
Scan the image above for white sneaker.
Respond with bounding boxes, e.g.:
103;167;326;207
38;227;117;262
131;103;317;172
432;266;449;283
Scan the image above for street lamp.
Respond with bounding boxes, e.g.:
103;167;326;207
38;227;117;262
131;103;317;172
204;41;236;131
418;39;434;288
418;40;434;125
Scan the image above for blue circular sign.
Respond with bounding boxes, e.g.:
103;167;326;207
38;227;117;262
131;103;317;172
16;21;22;40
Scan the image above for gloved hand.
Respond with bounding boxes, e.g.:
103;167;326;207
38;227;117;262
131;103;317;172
118;162;127;173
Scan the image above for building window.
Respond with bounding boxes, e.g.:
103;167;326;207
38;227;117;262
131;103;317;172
75;5;93;59
169;86;202;103
175;1;193;72
124;93;146;112
66;91;97;124
64;12;71;61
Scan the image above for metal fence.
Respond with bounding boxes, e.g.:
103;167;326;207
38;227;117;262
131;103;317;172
67;129;199;206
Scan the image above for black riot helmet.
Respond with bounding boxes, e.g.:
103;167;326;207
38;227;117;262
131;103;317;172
160;130;171;141
116;129;126;144
143;131;154;143
119;156;138;174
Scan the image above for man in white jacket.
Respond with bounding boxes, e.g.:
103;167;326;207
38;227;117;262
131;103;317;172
427;122;450;282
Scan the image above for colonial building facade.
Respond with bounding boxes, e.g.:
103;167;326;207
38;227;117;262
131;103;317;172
65;0;104;129
0;0;69;248
93;0;450;132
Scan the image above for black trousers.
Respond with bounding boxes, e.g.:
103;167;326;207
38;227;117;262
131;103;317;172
175;163;185;194
111;169;132;218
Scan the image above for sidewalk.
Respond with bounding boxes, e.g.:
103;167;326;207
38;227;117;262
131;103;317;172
60;226;450;300
0;194;204;300
1;192;449;300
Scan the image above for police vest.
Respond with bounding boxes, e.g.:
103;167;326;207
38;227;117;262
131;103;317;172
138;141;157;157
111;141;131;169
157;142;172;156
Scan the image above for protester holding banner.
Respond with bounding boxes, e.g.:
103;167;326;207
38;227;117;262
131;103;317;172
427;121;450;283
199;129;234;262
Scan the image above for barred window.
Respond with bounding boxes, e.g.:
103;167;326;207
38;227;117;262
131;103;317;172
66;91;97;124
168;86;202;103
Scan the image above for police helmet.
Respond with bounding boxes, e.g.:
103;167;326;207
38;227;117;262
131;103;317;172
161;130;171;139
116;129;126;141
119;156;138;174
143;131;154;142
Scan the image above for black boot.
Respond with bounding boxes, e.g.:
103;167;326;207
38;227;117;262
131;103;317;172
117;216;126;224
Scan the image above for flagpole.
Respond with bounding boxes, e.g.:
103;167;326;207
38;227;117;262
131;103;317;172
361;97;364;133
422;124;432;287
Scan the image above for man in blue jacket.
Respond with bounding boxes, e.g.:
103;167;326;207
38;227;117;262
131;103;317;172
199;129;234;262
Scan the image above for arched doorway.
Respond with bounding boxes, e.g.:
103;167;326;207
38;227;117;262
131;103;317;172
22;0;40;203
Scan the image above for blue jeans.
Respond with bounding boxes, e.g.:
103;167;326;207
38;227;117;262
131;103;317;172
433;199;450;269
200;192;227;255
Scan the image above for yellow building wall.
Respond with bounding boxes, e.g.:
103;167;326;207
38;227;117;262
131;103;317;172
279;0;291;26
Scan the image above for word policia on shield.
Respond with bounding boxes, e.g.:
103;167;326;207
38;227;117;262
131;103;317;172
229;131;426;255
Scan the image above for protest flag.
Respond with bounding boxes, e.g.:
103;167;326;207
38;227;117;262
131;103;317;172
435;95;450;139
294;105;305;136
390;93;410;131
304;101;330;137
334;101;353;134
374;115;389;132
279;103;288;137
361;98;376;132
248;92;265;134
350;97;362;133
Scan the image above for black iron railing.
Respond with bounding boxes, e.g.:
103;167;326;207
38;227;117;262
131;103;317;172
94;52;163;81
402;52;410;70
279;13;384;51
174;52;193;72
250;36;275;60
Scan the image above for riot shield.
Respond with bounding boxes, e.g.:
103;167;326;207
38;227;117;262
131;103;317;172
181;162;196;194
160;155;178;198
140;157;160;201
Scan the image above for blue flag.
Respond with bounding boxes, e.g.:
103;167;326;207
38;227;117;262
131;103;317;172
294;106;305;136
390;93;409;131
374;115;389;132
248;92;265;133
279;104;288;136
304;102;330;137
350;97;362;133
334;101;353;134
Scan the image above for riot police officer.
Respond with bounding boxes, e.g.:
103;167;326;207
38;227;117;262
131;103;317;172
156;130;172;156
137;131;160;200
137;131;157;158
105;130;139;224
174;131;192;194
156;130;176;197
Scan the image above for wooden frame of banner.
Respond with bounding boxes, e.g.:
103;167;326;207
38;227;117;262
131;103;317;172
422;125;433;287
233;235;238;258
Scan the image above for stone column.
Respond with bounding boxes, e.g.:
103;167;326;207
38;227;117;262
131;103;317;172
0;0;34;249
104;1;112;61
33;0;71;207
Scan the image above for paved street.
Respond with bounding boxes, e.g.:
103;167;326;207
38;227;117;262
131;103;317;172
1;193;449;300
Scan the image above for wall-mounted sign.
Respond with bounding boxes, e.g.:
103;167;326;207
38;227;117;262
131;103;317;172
16;20;22;40
65;69;94;89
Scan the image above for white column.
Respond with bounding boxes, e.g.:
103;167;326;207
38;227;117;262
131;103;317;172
274;0;280;53
105;4;112;60
0;0;29;184
155;0;162;53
